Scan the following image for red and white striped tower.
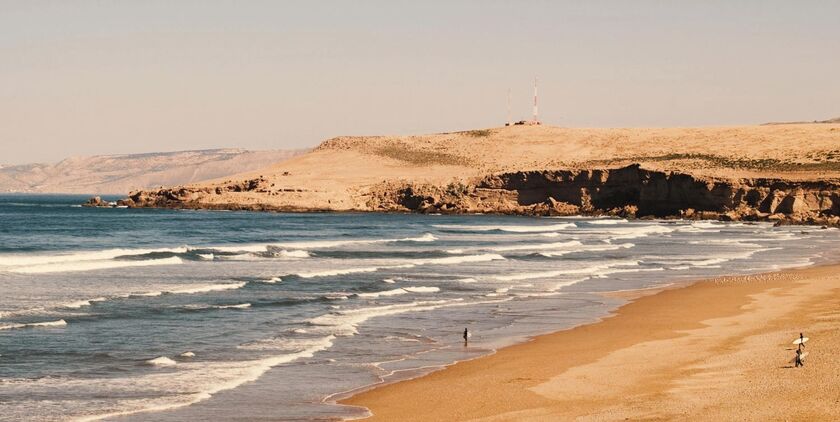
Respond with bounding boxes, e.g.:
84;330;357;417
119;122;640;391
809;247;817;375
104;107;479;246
533;77;539;124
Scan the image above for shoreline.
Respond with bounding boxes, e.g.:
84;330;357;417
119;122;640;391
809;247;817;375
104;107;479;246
340;265;840;420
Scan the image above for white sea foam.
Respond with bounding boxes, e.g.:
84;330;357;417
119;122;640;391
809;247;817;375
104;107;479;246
132;282;247;298
179;352;196;358
209;233;437;253
603;225;675;240
7;256;184;274
298;266;382;279
494;260;640;282
295;254;503;279
357;286;440;298
0;247;186;268
433;223;575;233
357;288;409;298
403;286;440;293
169;282;247;295
457;278;478;283
0;319;67;331
197;253;215;261
585;219;628;225
145;357;177;366
66;333;336;421
309;300;457;336
538;243;635;257
63;297;106;309
490;240;582;252
274;249;310;258
410;253;505;266
218;303;251;309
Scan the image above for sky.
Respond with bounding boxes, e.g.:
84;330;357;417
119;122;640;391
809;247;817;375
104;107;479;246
1;1;838;164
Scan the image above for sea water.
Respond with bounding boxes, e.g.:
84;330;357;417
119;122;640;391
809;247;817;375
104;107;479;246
1;194;838;421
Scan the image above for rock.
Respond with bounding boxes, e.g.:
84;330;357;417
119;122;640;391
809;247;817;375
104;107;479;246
82;196;104;207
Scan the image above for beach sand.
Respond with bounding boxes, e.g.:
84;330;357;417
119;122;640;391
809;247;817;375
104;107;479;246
341;265;840;421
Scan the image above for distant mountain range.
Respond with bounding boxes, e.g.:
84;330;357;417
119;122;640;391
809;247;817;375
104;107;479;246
0;148;307;194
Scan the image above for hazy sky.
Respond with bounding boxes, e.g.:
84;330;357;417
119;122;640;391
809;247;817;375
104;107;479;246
1;1;838;164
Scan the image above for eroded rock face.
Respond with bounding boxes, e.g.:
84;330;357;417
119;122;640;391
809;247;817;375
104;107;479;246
365;165;840;225
122;164;840;226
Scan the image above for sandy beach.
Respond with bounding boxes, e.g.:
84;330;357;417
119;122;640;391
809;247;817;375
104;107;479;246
342;264;840;421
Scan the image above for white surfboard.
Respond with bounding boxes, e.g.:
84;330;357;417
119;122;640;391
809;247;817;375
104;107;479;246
791;352;809;363
793;337;809;345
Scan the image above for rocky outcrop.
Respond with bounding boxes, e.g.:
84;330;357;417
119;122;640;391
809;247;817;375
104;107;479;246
122;164;840;226
363;165;840;226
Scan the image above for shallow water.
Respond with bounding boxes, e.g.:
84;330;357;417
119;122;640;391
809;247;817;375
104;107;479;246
1;194;838;421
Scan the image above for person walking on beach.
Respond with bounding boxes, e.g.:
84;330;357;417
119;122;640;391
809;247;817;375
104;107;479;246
463;328;469;346
795;349;804;367
798;332;806;351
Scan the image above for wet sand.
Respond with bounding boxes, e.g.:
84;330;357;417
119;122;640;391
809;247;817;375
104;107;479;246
341;265;840;421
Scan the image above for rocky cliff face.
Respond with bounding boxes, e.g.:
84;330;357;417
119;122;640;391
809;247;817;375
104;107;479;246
362;165;840;225
125;164;840;226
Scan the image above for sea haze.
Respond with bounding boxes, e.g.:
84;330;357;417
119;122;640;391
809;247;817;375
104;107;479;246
0;194;838;421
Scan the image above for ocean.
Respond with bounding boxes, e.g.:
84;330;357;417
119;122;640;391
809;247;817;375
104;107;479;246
1;194;838;421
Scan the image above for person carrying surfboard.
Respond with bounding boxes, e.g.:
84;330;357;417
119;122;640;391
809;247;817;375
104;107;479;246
798;332;806;351
463;328;469;346
795;349;805;367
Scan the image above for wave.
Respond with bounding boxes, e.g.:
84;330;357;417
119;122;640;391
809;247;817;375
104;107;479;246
145;356;177;366
7;256;183;274
408;253;505;266
642;248;781;268
297;266;382;279
69;333;336;422
309;299;459;336
238;334;335;352
584;219;628;225
538;243;635;257
184;303;252;311
63;297;106;309
433;223;575;233
356;288;409;298
457;278;478;283
129;282;247;299
0;319;67;331
273;249;310;258
0;247;187;268
490;240;582;252
294;254;504;279
204;233;437;253
169;282;247;295
601;225;675;240
494;260;640;281
356;286;440;298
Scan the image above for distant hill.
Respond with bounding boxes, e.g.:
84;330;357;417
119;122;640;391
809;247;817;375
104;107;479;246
762;117;840;125
0;148;307;194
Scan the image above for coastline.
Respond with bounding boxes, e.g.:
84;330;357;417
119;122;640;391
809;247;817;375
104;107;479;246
340;265;840;421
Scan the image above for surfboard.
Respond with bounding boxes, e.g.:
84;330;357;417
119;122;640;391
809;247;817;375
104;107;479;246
790;352;809;364
793;337;809;345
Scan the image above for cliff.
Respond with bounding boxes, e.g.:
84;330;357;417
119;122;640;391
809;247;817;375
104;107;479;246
121;124;840;225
